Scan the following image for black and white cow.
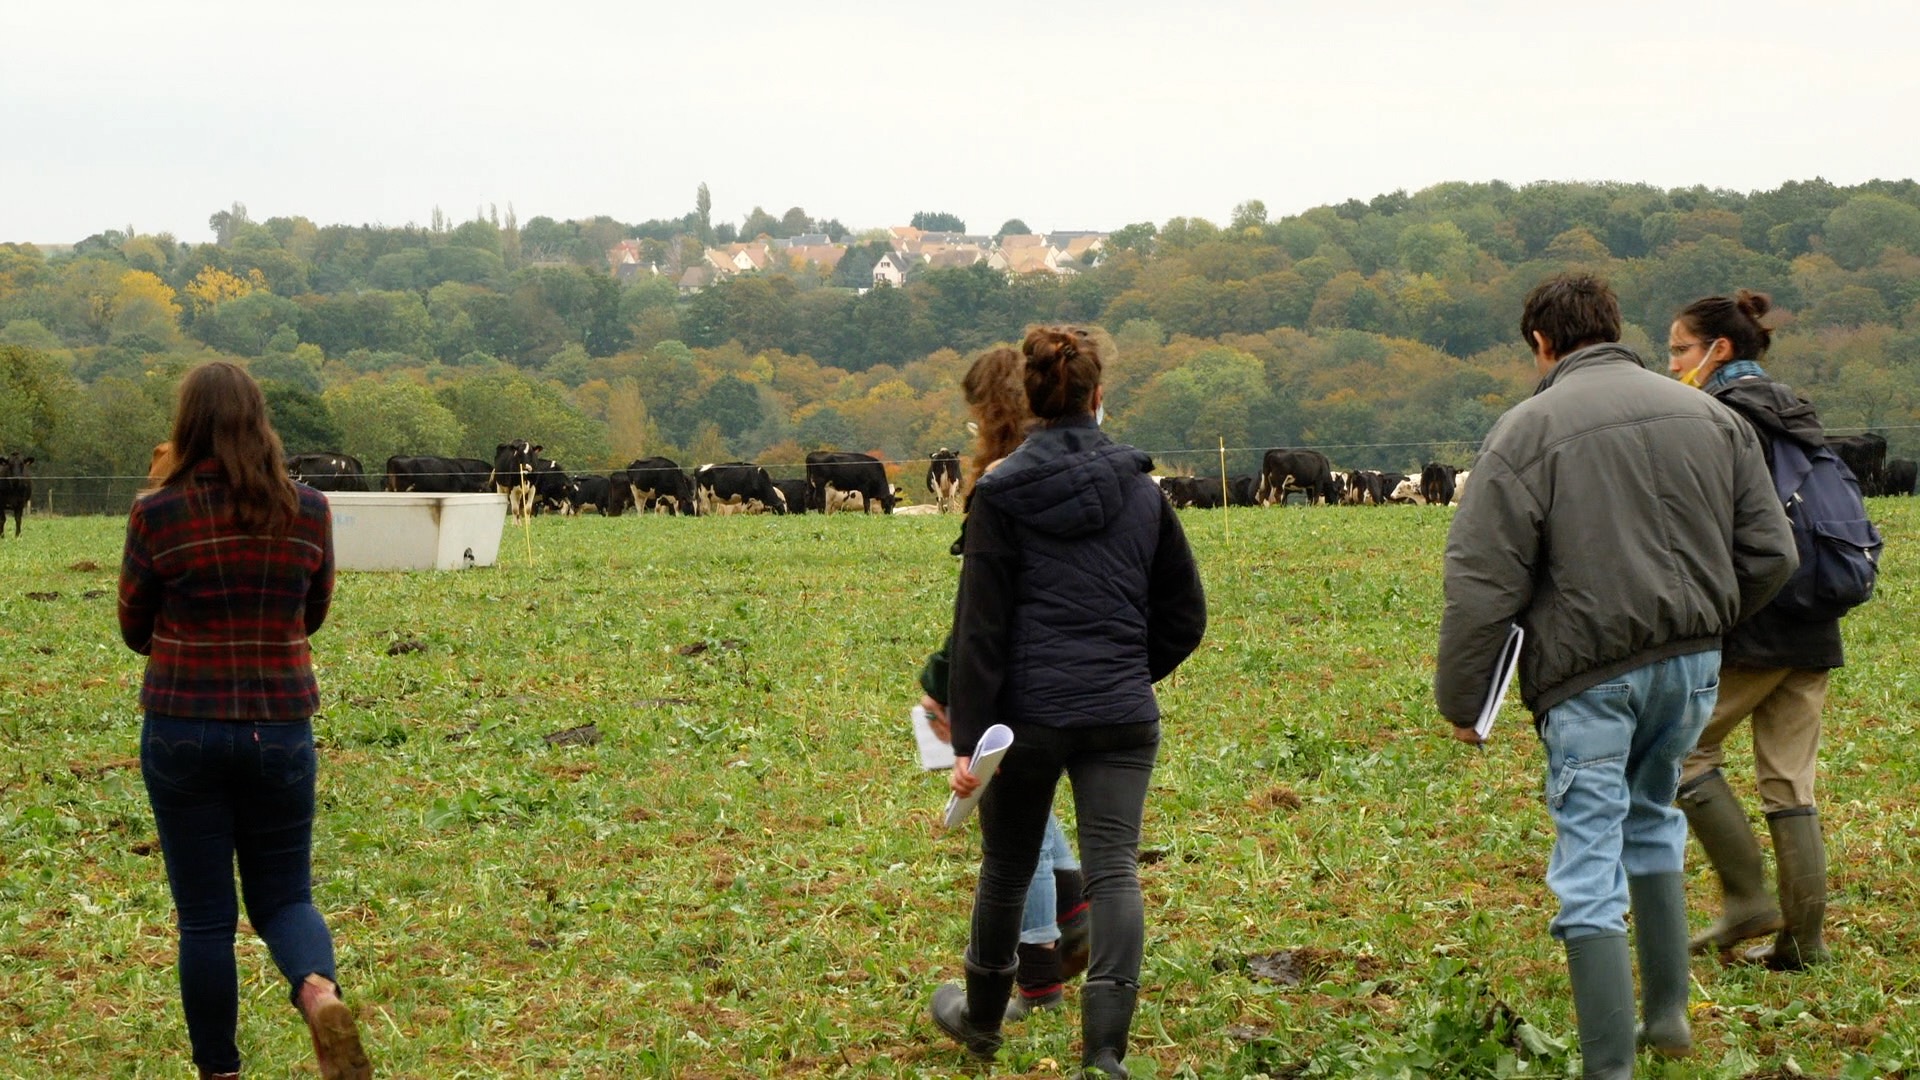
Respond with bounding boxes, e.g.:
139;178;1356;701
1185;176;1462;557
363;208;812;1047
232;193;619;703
1;452;33;538
772;478;811;515
695;462;785;515
384;456;494;493
1830;433;1887;497
1343;470;1385;506
287;452;367;492
529;455;578;515
1885;458;1917;497
1420;463;1458;507
1159;476;1224;509
490;440;541;521
1257;449;1337;506
806;450;895;514
624;457;697;515
927;449;962;512
601;471;636;516
1228;475;1259;507
571;475;612;515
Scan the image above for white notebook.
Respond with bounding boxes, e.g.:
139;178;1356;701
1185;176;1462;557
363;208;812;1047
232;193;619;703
1475;624;1525;741
911;704;956;771
942;724;1014;829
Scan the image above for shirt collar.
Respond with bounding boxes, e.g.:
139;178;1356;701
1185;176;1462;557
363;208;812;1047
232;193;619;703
1704;359;1768;393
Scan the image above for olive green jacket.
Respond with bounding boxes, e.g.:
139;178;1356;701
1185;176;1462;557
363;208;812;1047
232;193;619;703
1435;344;1797;727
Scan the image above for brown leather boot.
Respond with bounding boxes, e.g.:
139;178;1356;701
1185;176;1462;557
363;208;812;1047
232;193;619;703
297;974;372;1080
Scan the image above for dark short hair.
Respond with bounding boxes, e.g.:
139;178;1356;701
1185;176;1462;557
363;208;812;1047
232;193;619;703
1519;273;1622;357
1677;289;1773;360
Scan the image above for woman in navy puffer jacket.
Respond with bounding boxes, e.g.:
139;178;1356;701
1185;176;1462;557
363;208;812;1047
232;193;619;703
929;326;1207;1079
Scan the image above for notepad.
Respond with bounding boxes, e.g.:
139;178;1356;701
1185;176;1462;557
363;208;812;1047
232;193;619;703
1475;624;1525;741
911;704;956;771
942;724;1014;829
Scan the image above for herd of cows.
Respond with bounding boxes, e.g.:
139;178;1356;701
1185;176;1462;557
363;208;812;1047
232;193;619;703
0;434;1912;542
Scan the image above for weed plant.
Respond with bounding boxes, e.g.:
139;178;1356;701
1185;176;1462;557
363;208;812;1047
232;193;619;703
0;502;1914;1078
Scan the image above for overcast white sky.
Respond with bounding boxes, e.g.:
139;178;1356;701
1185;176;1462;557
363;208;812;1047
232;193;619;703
4;0;1917;245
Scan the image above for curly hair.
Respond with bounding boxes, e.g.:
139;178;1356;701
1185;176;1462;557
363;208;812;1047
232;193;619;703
961;346;1032;490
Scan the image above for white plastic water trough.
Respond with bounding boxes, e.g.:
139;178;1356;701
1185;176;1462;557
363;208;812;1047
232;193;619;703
323;491;507;571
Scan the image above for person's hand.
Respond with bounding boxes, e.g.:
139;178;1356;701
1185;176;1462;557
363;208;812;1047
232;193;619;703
1448;724;1485;748
921;695;951;743
950;756;982;798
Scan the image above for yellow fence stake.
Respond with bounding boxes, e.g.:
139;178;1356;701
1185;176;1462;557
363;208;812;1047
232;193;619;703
1218;436;1230;545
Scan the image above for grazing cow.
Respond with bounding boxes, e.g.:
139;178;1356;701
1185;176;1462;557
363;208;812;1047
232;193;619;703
1161;476;1225;509
695;462;785;515
624;457;697;515
806;450;895;514
571;474;612;515
1885;458;1917;496
1257;449;1338;506
1829;433;1887;496
600;471;636;516
927;449;963;512
1343;470;1385;506
1228;475;1258;507
1376;472;1410;504
490;440;541;520
772;478;811;515
384;456;494;493
1420;463;1458;507
287;452;367;492
1;452;32;538
1388;475;1425;504
528;455;578;515
1450;470;1471;505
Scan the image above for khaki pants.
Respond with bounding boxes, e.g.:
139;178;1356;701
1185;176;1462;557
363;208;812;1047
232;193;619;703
1680;666;1827;813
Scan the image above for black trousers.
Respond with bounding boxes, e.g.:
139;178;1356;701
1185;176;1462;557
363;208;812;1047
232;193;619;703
969;721;1160;989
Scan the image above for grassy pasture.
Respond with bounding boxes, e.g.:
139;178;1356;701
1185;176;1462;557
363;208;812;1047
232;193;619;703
0;500;1916;1079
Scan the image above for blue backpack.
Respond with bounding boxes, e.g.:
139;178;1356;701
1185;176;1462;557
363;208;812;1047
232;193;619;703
1767;436;1883;620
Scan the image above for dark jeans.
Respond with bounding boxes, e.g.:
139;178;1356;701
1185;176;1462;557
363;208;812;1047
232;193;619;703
970;721;1160;989
141;713;338;1072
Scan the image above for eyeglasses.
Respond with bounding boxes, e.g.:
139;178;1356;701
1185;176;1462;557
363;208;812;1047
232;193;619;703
1667;340;1713;359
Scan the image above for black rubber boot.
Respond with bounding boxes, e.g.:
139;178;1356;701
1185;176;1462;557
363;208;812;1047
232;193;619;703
1678;769;1782;955
930;957;1016;1060
1744;808;1830;971
1079;980;1136;1079
1565;932;1635;1080
1006;941;1065;1021
1629;873;1693;1057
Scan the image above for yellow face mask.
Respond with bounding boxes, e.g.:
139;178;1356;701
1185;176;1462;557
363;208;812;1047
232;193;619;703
1677;342;1718;388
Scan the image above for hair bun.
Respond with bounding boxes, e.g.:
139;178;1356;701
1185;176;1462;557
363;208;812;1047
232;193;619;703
1734;289;1773;320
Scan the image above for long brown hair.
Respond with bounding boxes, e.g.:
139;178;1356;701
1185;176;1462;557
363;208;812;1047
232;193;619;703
1677;289;1774;360
1022;325;1103;419
961;346;1033;488
158;361;299;535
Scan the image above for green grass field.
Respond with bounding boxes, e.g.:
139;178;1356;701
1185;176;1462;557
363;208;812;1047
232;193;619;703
1;501;1916;1079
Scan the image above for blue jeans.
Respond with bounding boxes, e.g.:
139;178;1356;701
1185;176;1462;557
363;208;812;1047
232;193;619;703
141;714;339;1073
1019;815;1081;945
1541;653;1719;940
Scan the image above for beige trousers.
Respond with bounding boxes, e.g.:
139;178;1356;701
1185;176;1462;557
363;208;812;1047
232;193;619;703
1680;666;1827;813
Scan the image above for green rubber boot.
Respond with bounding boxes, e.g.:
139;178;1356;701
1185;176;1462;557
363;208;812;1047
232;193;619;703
1678;770;1782;956
1744;808;1831;971
1629;873;1692;1057
1565;932;1635;1080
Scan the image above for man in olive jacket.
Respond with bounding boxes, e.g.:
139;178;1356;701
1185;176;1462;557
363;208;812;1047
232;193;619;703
1434;275;1795;1079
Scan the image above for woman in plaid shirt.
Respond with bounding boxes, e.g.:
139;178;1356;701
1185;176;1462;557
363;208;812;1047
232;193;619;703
120;362;370;1080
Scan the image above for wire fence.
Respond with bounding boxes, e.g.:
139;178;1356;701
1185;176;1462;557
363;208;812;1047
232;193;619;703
17;423;1920;515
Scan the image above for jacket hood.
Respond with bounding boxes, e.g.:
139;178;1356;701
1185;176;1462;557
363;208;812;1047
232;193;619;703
1534;342;1646;395
974;417;1155;537
1712;378;1826;448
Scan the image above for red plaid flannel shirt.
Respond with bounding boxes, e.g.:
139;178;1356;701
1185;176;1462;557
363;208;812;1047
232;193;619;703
119;464;335;720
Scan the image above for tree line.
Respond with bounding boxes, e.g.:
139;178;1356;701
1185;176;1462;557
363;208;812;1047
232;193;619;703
3;178;1919;513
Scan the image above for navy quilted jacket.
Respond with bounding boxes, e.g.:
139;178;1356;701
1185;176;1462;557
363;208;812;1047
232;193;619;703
946;416;1206;757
